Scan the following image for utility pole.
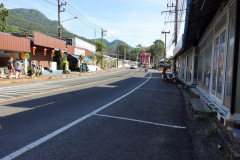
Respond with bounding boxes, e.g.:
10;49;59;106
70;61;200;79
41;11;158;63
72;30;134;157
101;28;107;69
174;0;178;45
162;31;170;66
162;0;183;45
124;48;126;61
117;40;119;68
58;0;66;39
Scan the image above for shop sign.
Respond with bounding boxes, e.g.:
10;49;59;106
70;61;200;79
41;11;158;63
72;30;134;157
74;48;85;56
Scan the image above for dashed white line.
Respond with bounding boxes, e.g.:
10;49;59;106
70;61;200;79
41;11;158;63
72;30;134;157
0;70;151;160
139;88;179;92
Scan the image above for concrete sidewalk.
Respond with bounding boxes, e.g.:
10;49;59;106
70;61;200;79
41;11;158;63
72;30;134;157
0;68;123;85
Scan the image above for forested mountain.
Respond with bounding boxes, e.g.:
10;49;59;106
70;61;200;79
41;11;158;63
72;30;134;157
95;38;134;51
8;8;91;43
7;8;134;51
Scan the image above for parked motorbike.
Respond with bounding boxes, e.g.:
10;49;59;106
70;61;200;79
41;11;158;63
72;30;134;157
166;72;178;84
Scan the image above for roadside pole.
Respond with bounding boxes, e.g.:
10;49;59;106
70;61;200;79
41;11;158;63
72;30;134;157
78;55;84;76
162;31;170;66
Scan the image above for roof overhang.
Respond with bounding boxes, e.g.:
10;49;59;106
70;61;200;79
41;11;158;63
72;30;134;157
182;0;226;49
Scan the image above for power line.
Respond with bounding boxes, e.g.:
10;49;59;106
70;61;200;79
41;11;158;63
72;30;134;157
65;9;101;32
60;0;102;31
42;0;57;6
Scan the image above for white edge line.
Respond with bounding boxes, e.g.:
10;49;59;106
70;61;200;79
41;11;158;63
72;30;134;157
94;114;186;129
1;71;151;160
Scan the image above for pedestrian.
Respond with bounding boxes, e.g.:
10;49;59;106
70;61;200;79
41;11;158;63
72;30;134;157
162;66;166;80
31;60;37;79
7;57;14;79
86;64;89;72
14;59;23;79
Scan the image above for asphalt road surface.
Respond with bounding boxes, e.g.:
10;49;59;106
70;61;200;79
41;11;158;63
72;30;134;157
0;68;221;160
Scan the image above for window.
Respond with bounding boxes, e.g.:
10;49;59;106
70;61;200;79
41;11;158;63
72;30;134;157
198;53;203;83
198;32;213;92
187;55;192;82
215;13;227;34
224;0;236;108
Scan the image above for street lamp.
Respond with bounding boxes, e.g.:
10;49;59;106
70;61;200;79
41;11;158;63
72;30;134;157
61;17;77;23
58;17;77;38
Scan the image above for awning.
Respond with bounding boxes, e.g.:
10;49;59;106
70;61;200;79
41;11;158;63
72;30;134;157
182;0;223;49
70;54;92;62
83;57;92;62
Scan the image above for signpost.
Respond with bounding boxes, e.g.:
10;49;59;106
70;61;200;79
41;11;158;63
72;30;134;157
78;55;84;75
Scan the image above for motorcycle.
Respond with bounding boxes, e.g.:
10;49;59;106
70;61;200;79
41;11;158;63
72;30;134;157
166;72;178;84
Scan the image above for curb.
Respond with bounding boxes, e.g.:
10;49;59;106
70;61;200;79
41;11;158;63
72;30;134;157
217;126;240;159
181;85;240;159
0;68;123;85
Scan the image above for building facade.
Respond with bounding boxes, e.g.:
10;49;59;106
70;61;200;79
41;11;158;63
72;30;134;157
173;0;239;124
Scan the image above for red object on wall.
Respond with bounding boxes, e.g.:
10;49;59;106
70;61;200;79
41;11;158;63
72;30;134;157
20;52;25;60
32;46;36;55
61;51;63;58
43;48;47;56
51;50;55;57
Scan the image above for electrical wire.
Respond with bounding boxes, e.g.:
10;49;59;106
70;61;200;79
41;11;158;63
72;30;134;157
60;0;103;31
42;0;57;6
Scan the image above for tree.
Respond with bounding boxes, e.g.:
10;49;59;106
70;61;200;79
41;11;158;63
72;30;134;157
130;48;140;61
136;44;147;52
146;39;165;60
0;3;10;31
95;41;107;53
117;44;129;59
7;26;20;33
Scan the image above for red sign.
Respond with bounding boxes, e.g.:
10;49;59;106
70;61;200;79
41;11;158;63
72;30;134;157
141;52;151;57
141;52;151;65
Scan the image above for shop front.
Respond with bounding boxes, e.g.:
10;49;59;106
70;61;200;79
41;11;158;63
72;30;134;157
31;32;66;74
67;44;89;71
173;0;239;124
67;37;98;71
0;32;31;75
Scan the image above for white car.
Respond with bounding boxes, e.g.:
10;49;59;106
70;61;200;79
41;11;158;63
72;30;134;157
130;65;135;69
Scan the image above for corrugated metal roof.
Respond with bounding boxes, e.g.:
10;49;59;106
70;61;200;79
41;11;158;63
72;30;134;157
0;32;31;52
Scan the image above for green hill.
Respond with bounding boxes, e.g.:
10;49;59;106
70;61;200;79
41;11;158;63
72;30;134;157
7;8;133;51
8;8;92;43
95;38;134;51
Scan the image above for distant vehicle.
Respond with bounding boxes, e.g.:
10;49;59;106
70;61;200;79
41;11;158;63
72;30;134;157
130;64;135;69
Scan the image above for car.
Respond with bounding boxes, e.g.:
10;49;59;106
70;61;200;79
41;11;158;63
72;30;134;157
130;64;135;69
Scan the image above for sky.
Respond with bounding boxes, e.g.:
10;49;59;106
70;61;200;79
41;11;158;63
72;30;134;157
1;0;186;57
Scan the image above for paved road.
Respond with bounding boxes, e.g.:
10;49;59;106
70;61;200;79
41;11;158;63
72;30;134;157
0;68;221;160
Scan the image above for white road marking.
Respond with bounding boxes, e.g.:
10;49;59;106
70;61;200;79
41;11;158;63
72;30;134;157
33;102;56;109
1;70;151;160
139;88;179;92
94;114;186;129
0;95;15;98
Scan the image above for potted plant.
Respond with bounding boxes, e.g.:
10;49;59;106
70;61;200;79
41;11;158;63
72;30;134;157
36;69;41;76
